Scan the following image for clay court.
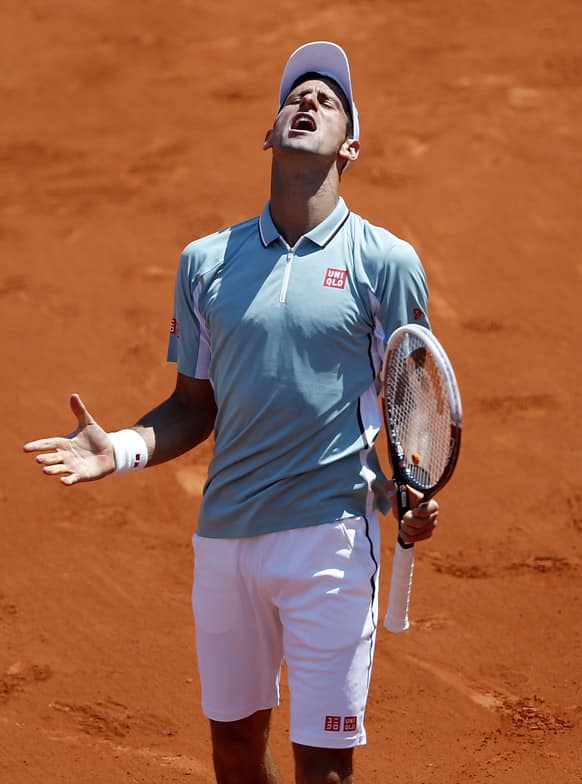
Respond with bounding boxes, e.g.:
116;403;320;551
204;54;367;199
2;1;582;781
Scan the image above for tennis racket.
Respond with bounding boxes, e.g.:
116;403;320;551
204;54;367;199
380;324;462;633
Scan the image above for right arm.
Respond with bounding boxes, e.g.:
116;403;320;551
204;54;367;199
133;372;216;466
23;372;216;486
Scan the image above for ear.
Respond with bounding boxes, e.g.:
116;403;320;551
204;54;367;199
338;138;360;164
263;129;273;150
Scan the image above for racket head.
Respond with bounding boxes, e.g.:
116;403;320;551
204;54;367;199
380;324;462;498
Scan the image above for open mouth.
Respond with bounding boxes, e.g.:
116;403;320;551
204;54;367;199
291;113;317;132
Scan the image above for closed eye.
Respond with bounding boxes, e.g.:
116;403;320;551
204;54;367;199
285;87;343;111
318;91;340;109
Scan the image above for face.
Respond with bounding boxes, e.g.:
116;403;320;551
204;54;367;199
264;76;359;166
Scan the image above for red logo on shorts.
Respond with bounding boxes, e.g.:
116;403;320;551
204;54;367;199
343;716;357;732
323;268;347;289
324;715;341;732
170;317;180;337
413;307;424;321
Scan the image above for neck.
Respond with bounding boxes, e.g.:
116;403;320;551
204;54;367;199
269;158;341;246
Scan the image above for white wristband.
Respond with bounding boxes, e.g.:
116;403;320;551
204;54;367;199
108;429;149;474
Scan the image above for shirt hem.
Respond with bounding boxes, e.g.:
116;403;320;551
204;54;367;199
195;510;368;540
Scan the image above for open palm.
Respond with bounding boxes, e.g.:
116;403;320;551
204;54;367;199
23;394;115;485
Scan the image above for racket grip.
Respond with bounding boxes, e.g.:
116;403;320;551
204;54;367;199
384;540;415;633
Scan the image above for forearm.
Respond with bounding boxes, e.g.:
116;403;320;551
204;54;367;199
131;389;216;468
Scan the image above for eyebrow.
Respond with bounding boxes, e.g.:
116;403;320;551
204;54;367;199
287;86;342;107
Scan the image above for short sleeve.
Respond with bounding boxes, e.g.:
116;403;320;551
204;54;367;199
367;238;430;381
166;249;211;378
377;240;430;340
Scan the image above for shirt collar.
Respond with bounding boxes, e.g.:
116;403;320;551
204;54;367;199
258;197;350;249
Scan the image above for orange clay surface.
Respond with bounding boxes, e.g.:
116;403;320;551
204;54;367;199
2;2;582;781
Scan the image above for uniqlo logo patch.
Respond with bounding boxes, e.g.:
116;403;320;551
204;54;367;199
343;716;357;732
413;307;424;321
324;715;341;732
170;317;180;337
323;268;347;289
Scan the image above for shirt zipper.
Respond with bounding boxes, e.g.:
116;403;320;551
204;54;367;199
279;247;294;304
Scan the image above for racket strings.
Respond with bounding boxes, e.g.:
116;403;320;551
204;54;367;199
385;338;452;489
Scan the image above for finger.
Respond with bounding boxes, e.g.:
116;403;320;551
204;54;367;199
409;501;438;519
403;527;436;544
406;485;424;509
70;393;95;429
401;506;438;529
401;515;438;532
36;452;66;466
42;463;72;476
24;438;65;452
402;510;438;531
60;473;80;486
399;520;437;544
420;498;439;513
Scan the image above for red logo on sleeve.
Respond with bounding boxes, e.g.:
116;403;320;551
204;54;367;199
323;268;347;289
413;307;424;321
343;716;358;732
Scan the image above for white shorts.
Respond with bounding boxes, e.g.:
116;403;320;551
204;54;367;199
192;515;380;749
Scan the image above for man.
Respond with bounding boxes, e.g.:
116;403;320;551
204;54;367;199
24;42;439;784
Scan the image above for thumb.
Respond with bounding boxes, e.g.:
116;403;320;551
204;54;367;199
406;485;425;510
69;393;95;428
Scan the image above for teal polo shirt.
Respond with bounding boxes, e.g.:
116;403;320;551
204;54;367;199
167;197;430;538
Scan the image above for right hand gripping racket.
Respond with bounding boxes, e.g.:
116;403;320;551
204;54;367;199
380;324;462;633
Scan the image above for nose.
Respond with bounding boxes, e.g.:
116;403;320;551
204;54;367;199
299;90;318;111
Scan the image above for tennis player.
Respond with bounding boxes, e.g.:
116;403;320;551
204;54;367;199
24;41;439;784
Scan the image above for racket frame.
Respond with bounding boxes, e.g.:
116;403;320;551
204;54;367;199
380;324;462;631
380;324;462;502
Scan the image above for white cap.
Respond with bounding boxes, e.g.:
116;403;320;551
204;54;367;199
278;41;360;140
